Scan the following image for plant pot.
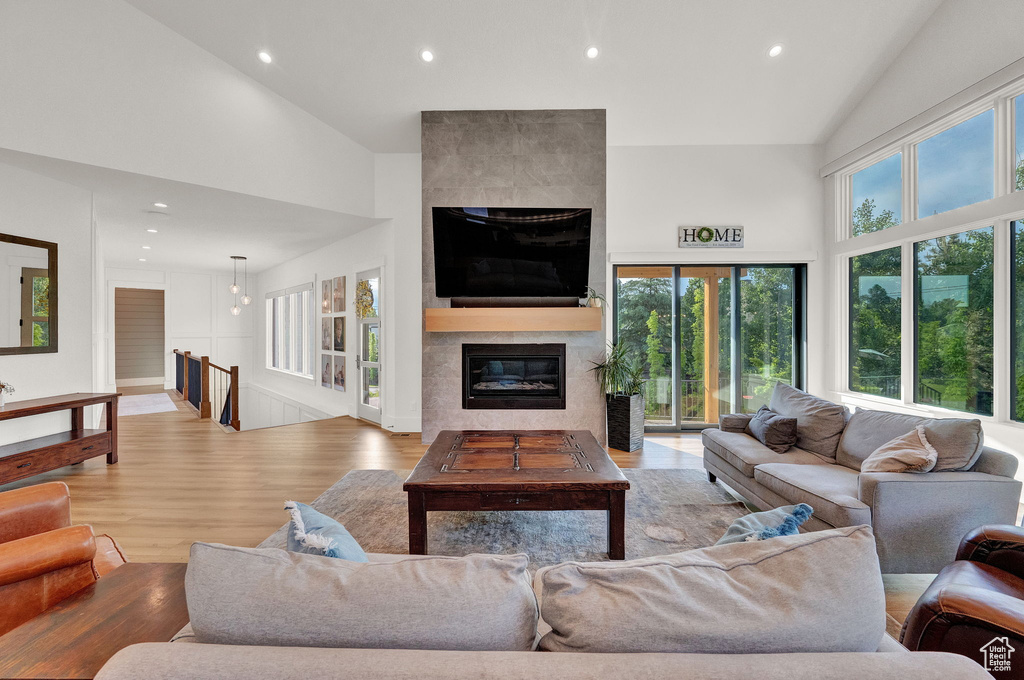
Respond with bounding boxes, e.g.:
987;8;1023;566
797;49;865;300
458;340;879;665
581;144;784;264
606;393;645;452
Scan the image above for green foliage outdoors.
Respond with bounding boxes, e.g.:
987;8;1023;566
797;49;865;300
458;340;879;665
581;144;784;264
917;228;994;415
615;268;796;422
852;198;899;237
32;276;49;317
1016;222;1024;420
1017;156;1024;192
850;245;901;398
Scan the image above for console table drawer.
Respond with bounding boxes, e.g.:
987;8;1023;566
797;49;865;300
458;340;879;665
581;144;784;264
479;491;573;510
0;432;112;483
0;450;55;483
63;432;112;464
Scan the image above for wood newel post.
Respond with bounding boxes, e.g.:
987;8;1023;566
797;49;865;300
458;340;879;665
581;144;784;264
199;356;212;419
229;365;240;431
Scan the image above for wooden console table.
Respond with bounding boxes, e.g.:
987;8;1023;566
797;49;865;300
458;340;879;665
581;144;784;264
0;393;119;485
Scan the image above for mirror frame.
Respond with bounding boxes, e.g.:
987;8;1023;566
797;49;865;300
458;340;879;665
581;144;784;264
0;233;58;355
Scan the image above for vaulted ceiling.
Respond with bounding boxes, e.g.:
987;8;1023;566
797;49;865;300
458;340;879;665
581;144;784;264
126;0;945;152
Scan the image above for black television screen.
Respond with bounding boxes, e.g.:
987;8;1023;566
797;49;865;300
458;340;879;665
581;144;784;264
432;207;592;298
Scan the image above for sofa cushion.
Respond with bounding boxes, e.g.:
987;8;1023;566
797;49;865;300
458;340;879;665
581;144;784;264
716;503;813;545
745;406;798;453
837;409;984;472
768;383;847;458
185;543;538;651
537;526;885;654
284;501;367;561
753;463;870;528
860;426;937;474
702;428;827;478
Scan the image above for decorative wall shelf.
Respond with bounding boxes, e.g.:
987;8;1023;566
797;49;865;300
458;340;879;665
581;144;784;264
425;306;602;333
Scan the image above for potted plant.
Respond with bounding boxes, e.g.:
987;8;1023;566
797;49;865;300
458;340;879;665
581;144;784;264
0;380;13;409
591;342;646;452
582;286;606;309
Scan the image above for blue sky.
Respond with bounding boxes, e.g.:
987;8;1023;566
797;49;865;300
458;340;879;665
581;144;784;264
917;109;994;216
852;152;902;222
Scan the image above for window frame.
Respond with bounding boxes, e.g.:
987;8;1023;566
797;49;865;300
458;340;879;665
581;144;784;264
265;282;315;380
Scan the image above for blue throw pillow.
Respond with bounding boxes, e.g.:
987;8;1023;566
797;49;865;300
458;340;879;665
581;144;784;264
284;501;368;561
715;503;813;545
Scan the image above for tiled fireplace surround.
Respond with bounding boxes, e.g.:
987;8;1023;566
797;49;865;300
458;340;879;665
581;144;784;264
421;109;607;444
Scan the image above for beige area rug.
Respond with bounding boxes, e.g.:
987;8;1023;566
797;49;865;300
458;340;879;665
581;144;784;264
118;393;178;416
260;469;747;568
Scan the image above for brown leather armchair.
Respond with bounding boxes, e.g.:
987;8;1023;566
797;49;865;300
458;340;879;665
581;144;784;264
902;524;1024;676
0;481;127;635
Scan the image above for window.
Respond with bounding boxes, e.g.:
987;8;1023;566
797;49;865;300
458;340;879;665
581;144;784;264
852;154;901;236
614;264;804;428
267;285;314;377
849;248;901;399
914;227;994;415
917;110;994;218
1016;96;1024;191
1014;222;1024;420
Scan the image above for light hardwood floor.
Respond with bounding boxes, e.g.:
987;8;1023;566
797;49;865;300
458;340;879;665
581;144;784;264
0;387;929;632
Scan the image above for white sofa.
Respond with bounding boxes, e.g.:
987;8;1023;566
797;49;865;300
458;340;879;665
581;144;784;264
94;528;991;679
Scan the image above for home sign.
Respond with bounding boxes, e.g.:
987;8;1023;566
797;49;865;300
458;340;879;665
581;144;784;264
678;226;744;248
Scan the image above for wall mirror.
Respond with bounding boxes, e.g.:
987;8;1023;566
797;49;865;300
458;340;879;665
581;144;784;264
0;233;57;355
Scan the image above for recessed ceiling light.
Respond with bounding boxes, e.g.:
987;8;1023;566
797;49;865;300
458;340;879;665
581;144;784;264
419;49;434;63
767;44;784;58
142;246;151;250
257;50;273;64
147;228;158;233
138;258;147;262
153;202;167;208
585;46;599;59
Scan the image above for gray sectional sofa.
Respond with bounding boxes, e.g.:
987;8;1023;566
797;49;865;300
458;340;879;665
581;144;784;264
703;383;1022;573
93;528;992;678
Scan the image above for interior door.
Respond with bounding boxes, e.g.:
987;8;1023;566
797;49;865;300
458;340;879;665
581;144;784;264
356;268;382;423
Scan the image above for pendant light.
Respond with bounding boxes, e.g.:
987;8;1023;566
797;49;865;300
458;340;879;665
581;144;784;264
229;256;246;315
240;256;252;305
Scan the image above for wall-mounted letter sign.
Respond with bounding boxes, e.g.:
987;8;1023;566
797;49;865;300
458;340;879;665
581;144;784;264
678;226;744;248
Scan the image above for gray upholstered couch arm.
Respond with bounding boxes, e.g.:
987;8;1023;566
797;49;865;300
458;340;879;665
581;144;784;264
858;472;1023;573
971;446;1019;478
719;413;752;433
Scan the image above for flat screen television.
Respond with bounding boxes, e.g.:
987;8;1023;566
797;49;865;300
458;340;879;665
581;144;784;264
432;207;592;298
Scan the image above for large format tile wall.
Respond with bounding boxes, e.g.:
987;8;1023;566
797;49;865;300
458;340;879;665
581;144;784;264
421;109;607;444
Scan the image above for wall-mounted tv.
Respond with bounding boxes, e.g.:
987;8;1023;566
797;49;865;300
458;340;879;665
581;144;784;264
432;207;592;298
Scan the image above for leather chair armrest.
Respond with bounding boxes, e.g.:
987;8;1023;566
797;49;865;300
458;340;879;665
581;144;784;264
903;583;1024;651
0;482;71;544
719;414;753;433
0;525;96;587
958;525;1024;579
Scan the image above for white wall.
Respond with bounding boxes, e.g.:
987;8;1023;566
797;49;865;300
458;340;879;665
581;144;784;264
825;0;1024;164
0;0;375;217
606;144;826;394
100;266;255;393
0;163;96;445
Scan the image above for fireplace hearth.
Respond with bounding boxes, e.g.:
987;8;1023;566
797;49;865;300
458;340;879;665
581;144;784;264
462;344;566;410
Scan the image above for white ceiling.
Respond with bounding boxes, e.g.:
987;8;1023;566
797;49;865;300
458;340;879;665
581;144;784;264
127;0;944;153
0;150;381;273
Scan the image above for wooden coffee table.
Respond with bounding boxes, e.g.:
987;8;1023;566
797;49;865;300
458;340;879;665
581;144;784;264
0;563;189;680
404;430;630;559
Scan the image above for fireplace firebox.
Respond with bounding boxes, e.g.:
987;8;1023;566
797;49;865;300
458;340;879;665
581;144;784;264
462;344;566;410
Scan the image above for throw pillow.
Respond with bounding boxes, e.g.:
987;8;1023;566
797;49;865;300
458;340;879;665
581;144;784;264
745;405;798;453
860;425;937;474
716;503;813;545
185;544;538;651
768;382;847;458
537;526;885;654
285;501;367;562
923;418;984;472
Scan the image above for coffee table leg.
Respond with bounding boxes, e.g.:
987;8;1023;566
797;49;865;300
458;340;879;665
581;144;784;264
408;490;427;555
608;490;625;560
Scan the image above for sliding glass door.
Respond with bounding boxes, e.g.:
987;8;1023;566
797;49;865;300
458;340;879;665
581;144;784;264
614;264;805;430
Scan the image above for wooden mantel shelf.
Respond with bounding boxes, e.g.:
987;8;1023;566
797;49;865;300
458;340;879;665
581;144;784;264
425;306;603;332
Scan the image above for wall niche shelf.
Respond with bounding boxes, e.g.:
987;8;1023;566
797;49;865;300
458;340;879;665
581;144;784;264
425;307;602;333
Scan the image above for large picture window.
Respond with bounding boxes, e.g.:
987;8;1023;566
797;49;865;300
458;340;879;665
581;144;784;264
267;285;314;377
852;154;901;236
916;110;994;218
615;264;804;429
1014;222;1024;421
850;247;902;399
914;227;994;415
